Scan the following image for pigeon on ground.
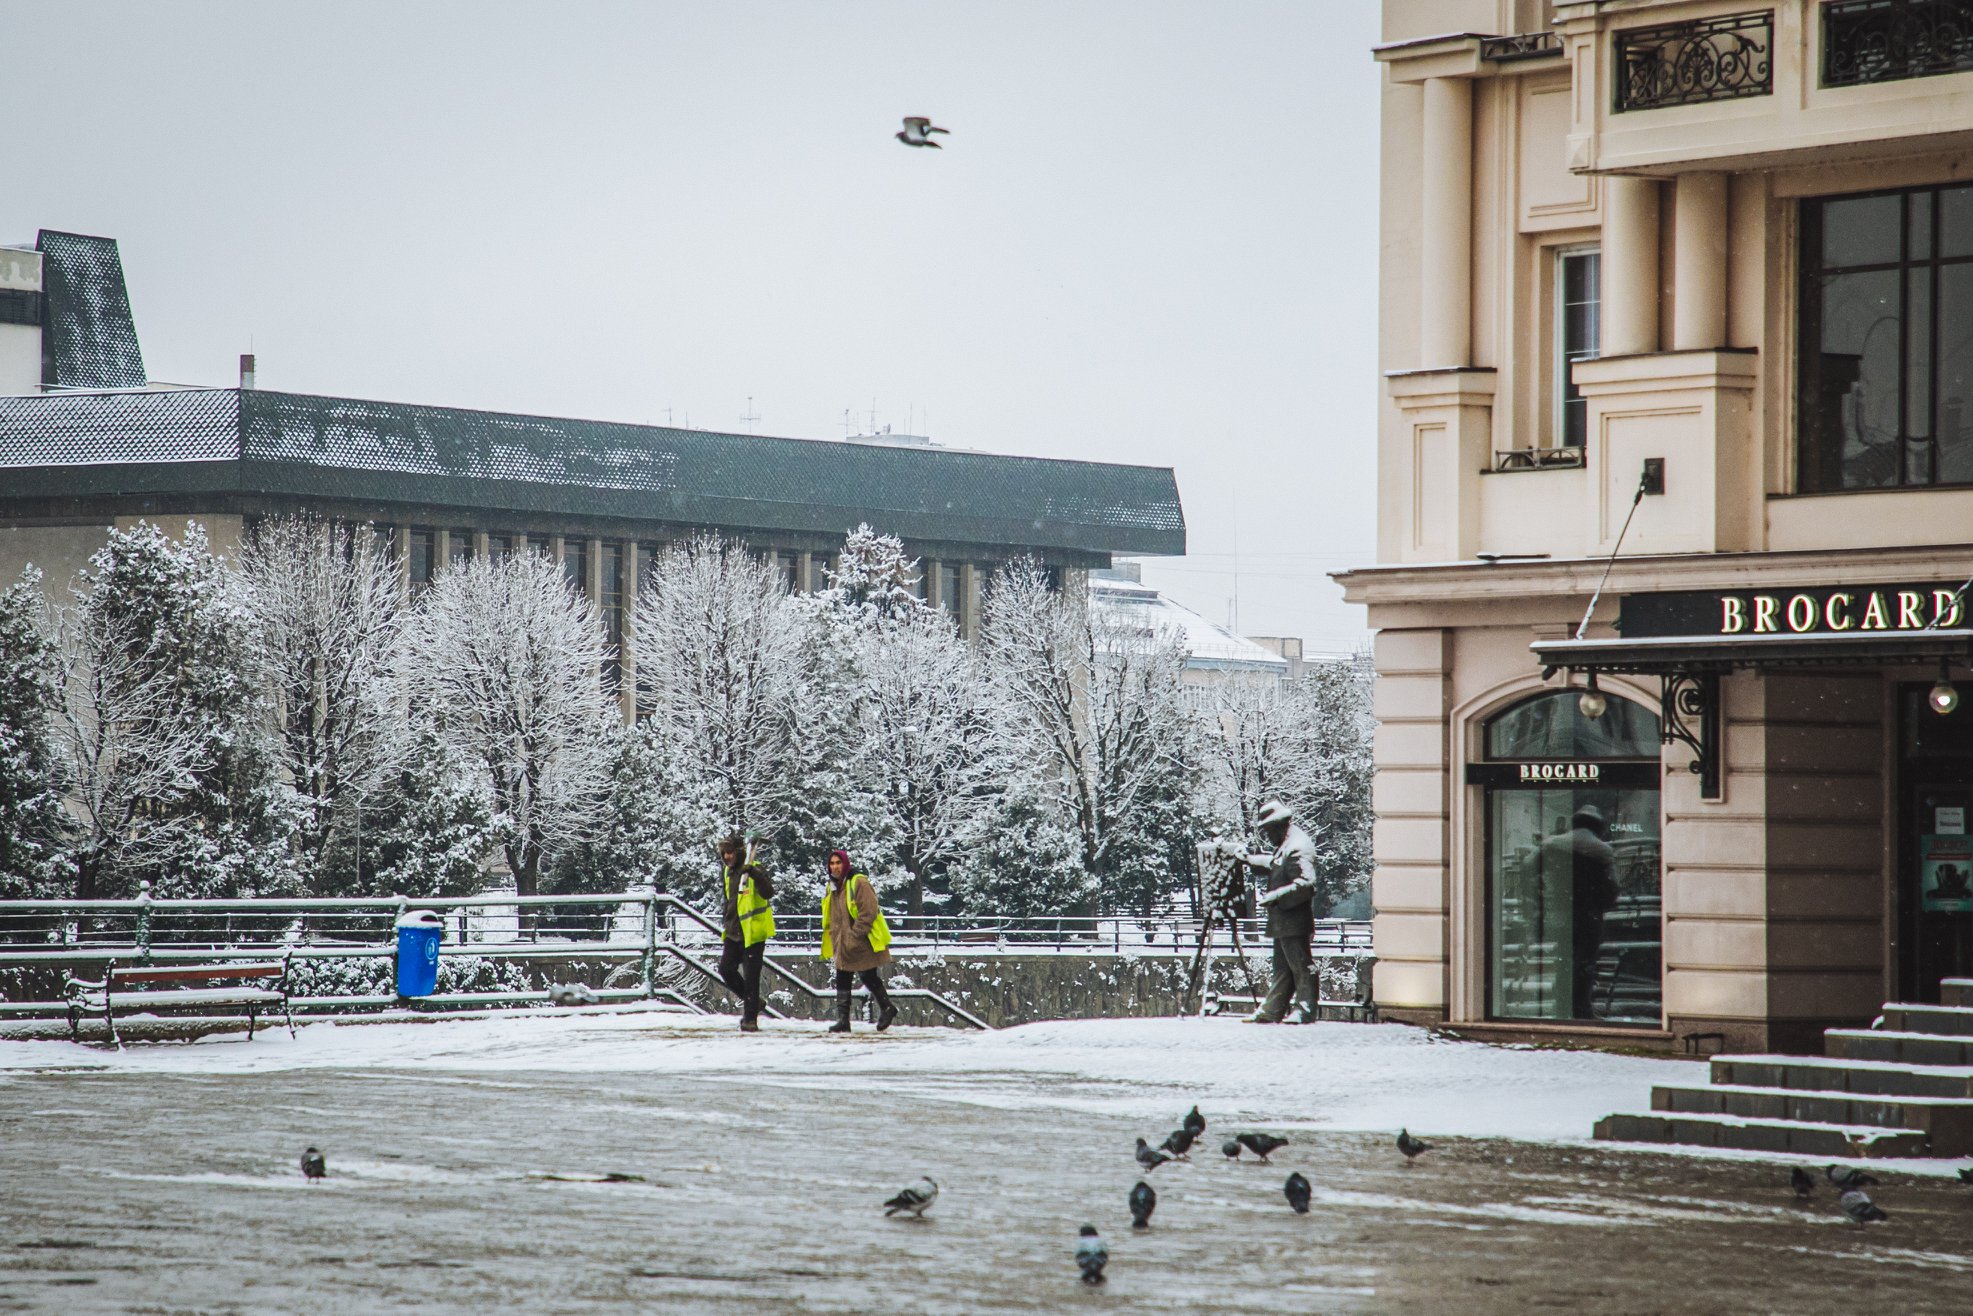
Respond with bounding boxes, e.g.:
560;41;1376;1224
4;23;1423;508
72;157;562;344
1791;1166;1816;1200
1221;1138;1243;1159
1076;1225;1108;1285
1182;1105;1206;1139
1129;1180;1156;1229
1159;1128;1196;1158
1284;1171;1312;1214
1397;1129;1434;1162
1840;1187;1888;1223
1135;1137;1174;1172
1826;1164;1879;1190
883;1177;939;1218
1958;1166;1973;1186
896;117;949;149
1236;1133;1289;1162
300;1147;326;1182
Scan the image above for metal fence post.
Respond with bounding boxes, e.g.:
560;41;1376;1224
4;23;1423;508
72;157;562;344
135;879;153;964
641;890;658;999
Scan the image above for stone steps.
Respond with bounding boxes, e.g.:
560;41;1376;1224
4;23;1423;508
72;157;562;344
1596;984;1973;1159
1593;1110;1930;1158
1714;1053;1973;1099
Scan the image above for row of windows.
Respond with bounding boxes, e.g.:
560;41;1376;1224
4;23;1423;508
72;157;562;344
1535;179;1973;498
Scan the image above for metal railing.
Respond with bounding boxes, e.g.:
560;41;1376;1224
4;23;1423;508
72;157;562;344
1823;0;1973;87
0;890;1371;1033
1614;10;1774;111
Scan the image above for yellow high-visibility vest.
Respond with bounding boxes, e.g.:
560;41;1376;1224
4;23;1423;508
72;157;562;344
726;866;775;947
820;874;892;960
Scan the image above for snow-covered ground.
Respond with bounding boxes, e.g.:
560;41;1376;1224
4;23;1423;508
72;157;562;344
0;1012;1694;1144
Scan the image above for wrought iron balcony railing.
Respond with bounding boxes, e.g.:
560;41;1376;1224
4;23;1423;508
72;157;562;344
1823;0;1973;86
1615;10;1775;111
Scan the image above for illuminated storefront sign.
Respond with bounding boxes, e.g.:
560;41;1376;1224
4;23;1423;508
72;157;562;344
1619;584;1966;638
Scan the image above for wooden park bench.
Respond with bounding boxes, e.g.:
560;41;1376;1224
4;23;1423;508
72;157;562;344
64;954;295;1046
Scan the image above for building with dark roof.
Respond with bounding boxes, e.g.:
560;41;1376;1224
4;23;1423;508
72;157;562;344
0;231;1185;696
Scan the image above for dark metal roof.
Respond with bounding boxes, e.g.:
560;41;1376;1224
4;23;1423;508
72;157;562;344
0;388;1186;555
1532;629;1973;675
35;232;146;391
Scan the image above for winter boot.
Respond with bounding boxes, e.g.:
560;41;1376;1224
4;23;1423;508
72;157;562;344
828;987;853;1033
875;985;899;1032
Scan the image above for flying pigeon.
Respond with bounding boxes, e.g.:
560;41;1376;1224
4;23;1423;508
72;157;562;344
1221;1138;1243;1159
1397;1129;1434;1162
1840;1187;1888;1223
1790;1166;1816;1200
896;117;949;149
1236;1133;1289;1163
1284;1171;1312;1214
1159;1128;1196;1158
1129;1180;1156;1230
1075;1225;1108;1285
300;1147;326;1182
883;1177;939;1218
1135;1137;1174;1172
1182;1105;1207;1139
1826;1164;1879;1191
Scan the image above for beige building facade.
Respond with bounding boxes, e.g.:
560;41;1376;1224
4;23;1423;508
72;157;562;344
1341;0;1973;1051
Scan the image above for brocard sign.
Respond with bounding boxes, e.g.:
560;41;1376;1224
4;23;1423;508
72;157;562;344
1619;584;1966;639
1517;762;1601;783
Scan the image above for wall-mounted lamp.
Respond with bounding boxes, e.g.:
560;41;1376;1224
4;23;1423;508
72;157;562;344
1578;671;1608;721
1930;660;1960;717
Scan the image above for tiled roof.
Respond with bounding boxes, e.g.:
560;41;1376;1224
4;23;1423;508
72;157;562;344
35;231;146;390
0;388;1185;556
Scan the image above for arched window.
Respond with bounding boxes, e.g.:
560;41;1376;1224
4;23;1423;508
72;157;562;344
1473;690;1663;1028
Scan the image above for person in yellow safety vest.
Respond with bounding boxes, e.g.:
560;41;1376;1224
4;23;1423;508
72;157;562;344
820;849;896;1033
715;833;776;1032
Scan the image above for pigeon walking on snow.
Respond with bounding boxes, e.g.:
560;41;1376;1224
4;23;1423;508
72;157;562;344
896;117;949;149
1236;1133;1289;1163
1129;1180;1156;1229
883;1177;939;1218
1182;1105;1206;1139
300;1147;326;1182
1135;1137;1175;1172
1397;1129;1434;1162
1826;1164;1879;1191
1790;1166;1816;1200
1284;1171;1312;1214
1159;1128;1196;1159
1840;1187;1888;1223
1221;1138;1243;1159
1075;1225;1108;1284
1958;1166;1973;1186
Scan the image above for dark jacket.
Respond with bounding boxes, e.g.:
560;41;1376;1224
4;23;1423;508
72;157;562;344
1250;823;1322;940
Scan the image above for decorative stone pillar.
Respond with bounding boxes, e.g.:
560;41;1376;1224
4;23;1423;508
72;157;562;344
1603;176;1662;357
1419;77;1473;369
1672;174;1728;351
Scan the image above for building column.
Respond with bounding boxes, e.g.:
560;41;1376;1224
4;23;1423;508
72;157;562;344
1671;174;1728;351
1603;176;1662;357
1419;77;1473;369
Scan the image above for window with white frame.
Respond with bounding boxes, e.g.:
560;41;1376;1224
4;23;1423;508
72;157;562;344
1557;247;1601;449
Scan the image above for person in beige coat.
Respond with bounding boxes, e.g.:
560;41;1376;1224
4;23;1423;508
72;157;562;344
820;849;897;1032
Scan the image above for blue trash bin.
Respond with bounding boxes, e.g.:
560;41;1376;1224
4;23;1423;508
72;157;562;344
395;910;443;998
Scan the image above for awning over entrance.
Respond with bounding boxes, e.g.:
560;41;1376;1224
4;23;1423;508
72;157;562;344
1532;628;1973;677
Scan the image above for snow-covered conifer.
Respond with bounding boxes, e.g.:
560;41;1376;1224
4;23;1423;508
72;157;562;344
0;569;74;897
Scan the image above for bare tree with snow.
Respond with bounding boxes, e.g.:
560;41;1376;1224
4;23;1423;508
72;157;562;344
631;535;809;860
979;560;1205;914
237;515;405;891
399;552;617;899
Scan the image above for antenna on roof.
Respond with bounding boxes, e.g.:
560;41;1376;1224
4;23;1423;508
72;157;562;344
868;397;878;432
741;396;760;432
842;407;852;438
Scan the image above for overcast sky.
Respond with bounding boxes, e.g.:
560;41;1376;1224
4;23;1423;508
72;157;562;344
3;1;1380;653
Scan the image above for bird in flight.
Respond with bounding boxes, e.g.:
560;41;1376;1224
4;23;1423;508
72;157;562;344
897;117;950;149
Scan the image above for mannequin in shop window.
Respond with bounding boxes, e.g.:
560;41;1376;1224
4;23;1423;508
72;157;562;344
1537;805;1619;1019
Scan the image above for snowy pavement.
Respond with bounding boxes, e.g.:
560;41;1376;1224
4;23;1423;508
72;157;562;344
3;1016;1972;1312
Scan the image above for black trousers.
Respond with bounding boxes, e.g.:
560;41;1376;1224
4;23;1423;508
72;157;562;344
718;938;766;1020
834;967;892;1010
